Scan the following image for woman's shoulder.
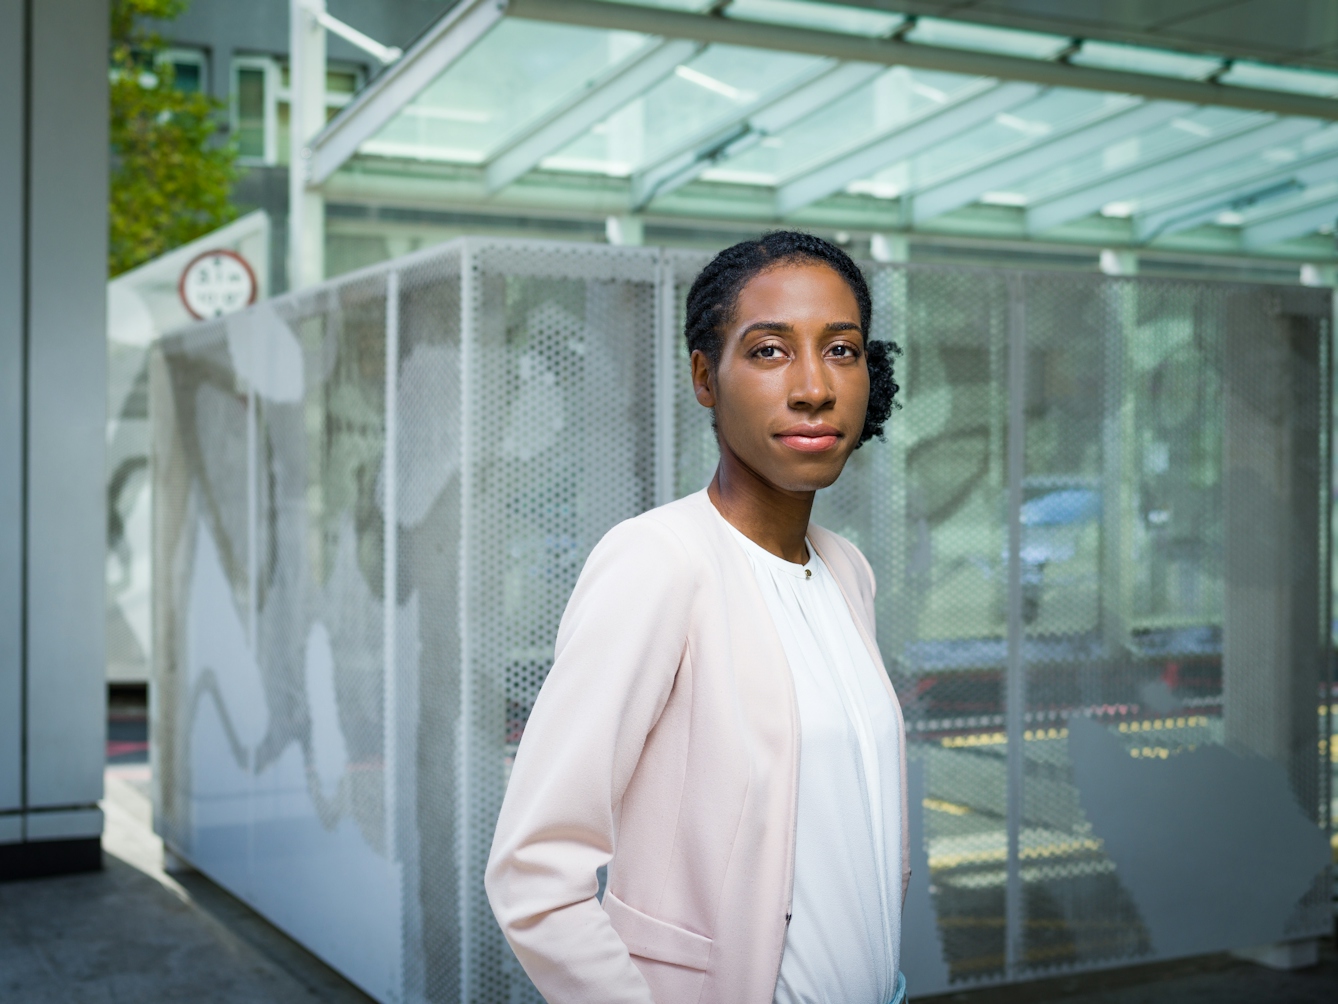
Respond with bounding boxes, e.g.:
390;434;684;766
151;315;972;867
583;492;718;580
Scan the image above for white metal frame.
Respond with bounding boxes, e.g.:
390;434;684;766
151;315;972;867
307;0;507;186
286;0;1338;255
486;38;703;193
909;100;1190;225
1026;116;1323;234
1134;150;1338;241
1244;192;1338;248
629;59;879;210
506;0;1338;120
776;81;1040;215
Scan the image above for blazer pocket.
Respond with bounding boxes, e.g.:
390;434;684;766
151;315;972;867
603;892;713;971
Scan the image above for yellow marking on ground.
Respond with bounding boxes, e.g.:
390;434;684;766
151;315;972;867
930;848;1006;869
1023;727;1068;741
941;732;1006;748
1118;715;1209;733
940;727;1073;749
929;837;1105;870
1018;838;1103;860
923;797;972;816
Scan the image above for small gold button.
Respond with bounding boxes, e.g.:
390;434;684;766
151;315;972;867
805;568;811;579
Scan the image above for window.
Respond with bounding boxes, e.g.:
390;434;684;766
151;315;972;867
233;56;279;163
158;47;207;93
232;55;364;165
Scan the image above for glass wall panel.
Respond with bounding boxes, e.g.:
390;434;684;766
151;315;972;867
1016;107;1268;208
153;242;1333;1004
545;45;825;177
363;21;651;163
704;67;985;186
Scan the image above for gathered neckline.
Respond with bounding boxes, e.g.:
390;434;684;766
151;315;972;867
715;509;815;580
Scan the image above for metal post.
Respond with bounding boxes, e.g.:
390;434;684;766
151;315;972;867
288;0;326;289
1100;257;1134;658
1320;306;1333;838
869;261;907;658
383;270;399;859
457;241;476;999
653;253;677;507
246;384;257;650
1004;276;1027;978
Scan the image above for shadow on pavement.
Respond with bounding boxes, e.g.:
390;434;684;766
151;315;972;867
915;934;1338;1004
0;766;375;1004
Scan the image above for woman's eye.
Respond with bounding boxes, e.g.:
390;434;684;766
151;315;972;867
756;345;781;358
829;344;857;358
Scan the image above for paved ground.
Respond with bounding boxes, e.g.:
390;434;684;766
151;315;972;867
919;939;1338;1004
0;766;373;1004
0;758;1333;1002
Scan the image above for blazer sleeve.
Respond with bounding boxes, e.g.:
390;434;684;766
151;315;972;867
485;515;695;1004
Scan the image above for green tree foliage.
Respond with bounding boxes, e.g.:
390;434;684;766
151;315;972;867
109;0;240;276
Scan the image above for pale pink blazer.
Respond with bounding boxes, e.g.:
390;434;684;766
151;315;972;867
485;490;910;1004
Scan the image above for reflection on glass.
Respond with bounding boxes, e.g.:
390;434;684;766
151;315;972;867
1017;107;1267;205
847;90;1133;201
364;20;651;163
546;45;824;177
705;67;983;185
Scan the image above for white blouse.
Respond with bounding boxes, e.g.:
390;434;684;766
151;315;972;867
720;518;903;1004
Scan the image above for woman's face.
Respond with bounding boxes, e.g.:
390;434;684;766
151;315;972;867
692;261;869;494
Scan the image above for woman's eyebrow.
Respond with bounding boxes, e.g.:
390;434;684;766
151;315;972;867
737;320;795;338
738;320;862;336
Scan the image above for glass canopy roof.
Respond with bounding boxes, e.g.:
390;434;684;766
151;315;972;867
321;0;1338;255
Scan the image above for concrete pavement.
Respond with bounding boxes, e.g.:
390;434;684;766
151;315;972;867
0;763;1333;1002
0;766;374;1003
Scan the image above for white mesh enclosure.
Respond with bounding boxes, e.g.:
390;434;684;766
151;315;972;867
151;238;1333;1003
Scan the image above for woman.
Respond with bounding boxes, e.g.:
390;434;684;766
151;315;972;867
486;231;905;1004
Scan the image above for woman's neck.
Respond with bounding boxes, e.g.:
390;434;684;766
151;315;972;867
707;443;814;565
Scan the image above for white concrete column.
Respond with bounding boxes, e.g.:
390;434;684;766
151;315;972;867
870;232;909;263
288;0;326;289
605;215;644;246
0;0;24;835
1099;248;1138;276
0;0;109;877
1300;262;1338;287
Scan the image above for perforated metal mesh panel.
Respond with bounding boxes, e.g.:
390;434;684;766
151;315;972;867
152;238;1333;1003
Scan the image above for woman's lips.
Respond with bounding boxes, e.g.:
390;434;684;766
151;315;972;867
776;428;840;452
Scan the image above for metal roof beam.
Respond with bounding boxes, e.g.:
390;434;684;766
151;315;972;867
1242;193;1338;248
508;0;1338;121
911;100;1189;225
1026;117;1322;234
630;60;882;210
307;0;505;186
1134;151;1338;241
486;38;701;194
776;81;1040;216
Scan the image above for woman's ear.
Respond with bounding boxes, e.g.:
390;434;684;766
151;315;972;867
690;349;716;409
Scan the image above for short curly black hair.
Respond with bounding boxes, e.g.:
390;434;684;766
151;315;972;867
685;231;900;446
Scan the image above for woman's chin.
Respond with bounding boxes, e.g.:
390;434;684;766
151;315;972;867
766;458;850;494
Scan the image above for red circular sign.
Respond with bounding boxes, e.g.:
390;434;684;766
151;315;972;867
178;249;258;320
